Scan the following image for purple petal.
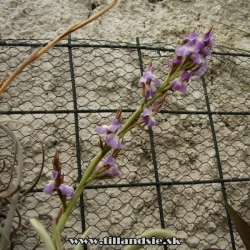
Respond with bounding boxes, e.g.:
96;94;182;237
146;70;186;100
106;134;124;149
184;32;199;41
170;79;187;93
176;83;187;93
59;184;75;197
194;40;205;51
43;182;54;194
176;41;196;56
142;108;156;127
154;78;161;86
142;107;151;117
104;155;115;166
192;48;210;65
52;170;58;180
96;125;108;134
180;70;191;82
176;46;190;57
138;76;146;86
101;167;120;178
146;116;156;126
168;58;181;67
150;82;157;93
172;58;181;64
138;65;161;96
111;167;120;177
200;48;211;57
144;71;153;80
194;61;208;76
203;31;216;46
191;52;201;64
109;118;120;133
145;88;152;99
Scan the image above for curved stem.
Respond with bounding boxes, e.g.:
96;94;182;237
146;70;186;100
0;0;118;95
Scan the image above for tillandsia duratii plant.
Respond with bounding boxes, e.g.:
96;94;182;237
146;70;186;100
34;28;216;249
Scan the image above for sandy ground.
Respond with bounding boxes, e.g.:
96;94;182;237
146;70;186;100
1;0;250;249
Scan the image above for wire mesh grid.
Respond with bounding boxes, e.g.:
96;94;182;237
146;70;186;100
0;36;250;250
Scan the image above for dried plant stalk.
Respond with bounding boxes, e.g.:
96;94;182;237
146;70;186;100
0;0;117;95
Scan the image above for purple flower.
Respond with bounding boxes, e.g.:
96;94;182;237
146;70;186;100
202;30;216;47
141;107;156;127
104;155;115;166
138;66;161;86
95;155;115;172
184;32;199;41
138;66;161;99
168;58;181;68
170;70;191;93
184;30;216;49
144;81;157;99
194;61;208;76
59;184;75;197
43;182;55;194
43;170;58;194
101;167;120;178
106;134;124;149
96;118;124;149
191;48;211;65
94;156;120;178
43;170;74;198
176;29;215;66
175;40;200;57
96;118;120;134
